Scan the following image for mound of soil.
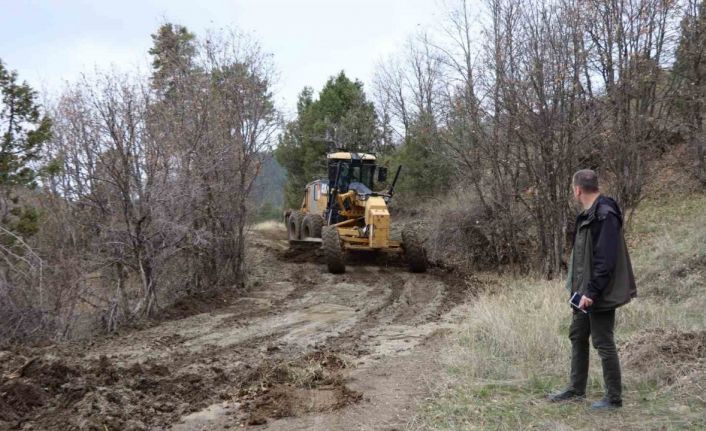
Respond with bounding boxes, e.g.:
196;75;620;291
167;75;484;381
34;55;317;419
303;351;348;371
20;356;81;388
0;354;234;430
239;351;360;426
622;328;706;383
0;379;48;421
158;289;241;321
0;347;360;429
246;383;362;426
0;356;79;422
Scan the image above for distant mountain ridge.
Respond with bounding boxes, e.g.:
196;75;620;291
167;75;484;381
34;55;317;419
251;152;286;219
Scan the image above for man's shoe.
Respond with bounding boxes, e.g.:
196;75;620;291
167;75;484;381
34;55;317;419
591;397;622;410
547;388;585;402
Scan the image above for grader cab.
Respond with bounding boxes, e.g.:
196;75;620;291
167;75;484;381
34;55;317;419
284;151;427;274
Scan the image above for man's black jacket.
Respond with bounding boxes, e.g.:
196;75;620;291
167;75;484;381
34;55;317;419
568;195;637;310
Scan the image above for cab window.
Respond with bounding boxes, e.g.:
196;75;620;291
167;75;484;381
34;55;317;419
361;165;375;188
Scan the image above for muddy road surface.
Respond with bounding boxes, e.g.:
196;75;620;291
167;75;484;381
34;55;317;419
0;224;475;431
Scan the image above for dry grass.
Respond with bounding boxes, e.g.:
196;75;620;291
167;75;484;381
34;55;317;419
627;193;706;304
415;192;706;430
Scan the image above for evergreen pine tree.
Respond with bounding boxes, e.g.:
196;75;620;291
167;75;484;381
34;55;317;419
0;59;51;238
275;72;379;208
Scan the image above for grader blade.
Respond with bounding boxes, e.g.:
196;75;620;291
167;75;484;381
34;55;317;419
288;237;322;247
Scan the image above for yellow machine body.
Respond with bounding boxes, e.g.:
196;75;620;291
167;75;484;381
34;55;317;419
330;193;400;251
285;151;426;273
290;151;401;252
299;179;329;216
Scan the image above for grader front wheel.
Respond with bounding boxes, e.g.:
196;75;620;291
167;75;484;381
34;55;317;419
322;226;346;274
402;227;428;273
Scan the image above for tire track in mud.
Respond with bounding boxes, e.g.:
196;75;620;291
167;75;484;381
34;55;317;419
0;227;475;431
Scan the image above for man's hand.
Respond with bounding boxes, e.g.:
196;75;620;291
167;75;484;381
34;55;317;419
579;295;594;310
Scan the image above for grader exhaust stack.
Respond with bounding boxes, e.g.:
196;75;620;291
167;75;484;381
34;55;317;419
283;151;427;274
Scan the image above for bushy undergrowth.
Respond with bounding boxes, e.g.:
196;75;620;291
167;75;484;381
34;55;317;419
396;189;527;274
415;192;706;430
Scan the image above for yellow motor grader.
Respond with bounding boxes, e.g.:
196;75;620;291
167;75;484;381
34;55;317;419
283;151;427;274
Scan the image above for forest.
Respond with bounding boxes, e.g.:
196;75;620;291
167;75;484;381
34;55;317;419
2;0;705;344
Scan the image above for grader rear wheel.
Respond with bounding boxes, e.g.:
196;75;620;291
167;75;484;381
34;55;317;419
302;214;324;238
402;227;427;273
322;226;346;274
287;211;304;240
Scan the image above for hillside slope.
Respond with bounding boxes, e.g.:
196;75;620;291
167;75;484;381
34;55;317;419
416;192;706;430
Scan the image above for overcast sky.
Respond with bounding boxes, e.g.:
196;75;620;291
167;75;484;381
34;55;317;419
1;0;443;116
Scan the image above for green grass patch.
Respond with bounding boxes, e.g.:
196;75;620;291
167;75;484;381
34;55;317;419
421;380;706;431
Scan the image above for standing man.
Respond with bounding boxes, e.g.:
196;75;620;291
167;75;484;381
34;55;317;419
549;169;637;409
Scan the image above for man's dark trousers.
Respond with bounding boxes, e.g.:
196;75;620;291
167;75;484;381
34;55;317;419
569;309;622;401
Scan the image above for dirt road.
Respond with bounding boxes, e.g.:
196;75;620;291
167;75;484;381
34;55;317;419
0;224;474;431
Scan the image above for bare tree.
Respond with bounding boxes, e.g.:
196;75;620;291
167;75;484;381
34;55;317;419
583;0;681;207
47;74;165;319
199;31;279;286
376;0;683;276
27;27;280;339
674;0;706;184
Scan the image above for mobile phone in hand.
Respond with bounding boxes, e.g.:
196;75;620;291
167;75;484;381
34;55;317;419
569;292;588;313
